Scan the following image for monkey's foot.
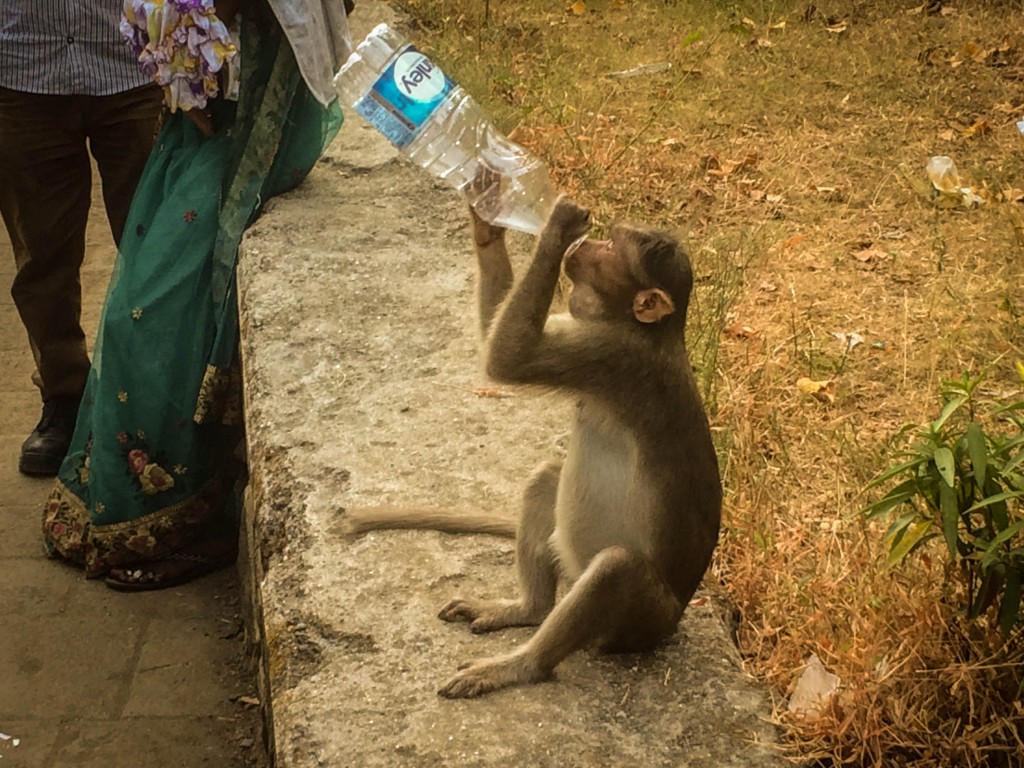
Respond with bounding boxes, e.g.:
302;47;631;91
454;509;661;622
438;653;549;699
438;597;547;633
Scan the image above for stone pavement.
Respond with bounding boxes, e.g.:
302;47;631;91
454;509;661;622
0;173;264;767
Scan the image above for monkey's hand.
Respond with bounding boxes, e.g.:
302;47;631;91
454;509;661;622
542;195;591;253
466;167;507;246
469;207;506;248
439;597;547;633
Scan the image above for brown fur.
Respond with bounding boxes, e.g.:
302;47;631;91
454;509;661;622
345;195;722;698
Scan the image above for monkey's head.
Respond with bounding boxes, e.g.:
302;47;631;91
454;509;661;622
563;223;692;331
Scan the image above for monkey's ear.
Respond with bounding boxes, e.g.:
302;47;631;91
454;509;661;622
632;288;675;323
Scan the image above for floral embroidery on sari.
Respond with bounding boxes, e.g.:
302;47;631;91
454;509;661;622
120;433;183;496
43;474;229;576
195;362;243;426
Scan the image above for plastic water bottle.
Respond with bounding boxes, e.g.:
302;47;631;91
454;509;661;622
334;23;556;235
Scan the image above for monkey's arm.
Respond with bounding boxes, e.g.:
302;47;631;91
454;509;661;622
466;168;514;337
470;208;513;338
486;197;590;380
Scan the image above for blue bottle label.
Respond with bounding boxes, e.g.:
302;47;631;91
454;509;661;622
354;45;455;149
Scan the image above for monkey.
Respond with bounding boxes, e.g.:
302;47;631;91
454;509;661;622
344;188;722;699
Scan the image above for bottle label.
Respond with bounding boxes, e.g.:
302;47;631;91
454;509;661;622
355;45;455;149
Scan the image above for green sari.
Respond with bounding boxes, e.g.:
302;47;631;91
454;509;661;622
42;6;343;576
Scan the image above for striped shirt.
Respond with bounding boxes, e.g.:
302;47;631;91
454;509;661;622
0;1;150;95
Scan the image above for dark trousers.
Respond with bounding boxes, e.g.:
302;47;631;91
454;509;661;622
0;84;163;400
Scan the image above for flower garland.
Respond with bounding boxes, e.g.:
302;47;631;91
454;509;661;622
121;0;237;112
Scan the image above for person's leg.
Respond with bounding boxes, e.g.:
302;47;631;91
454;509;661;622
0;88;93;474
85;84;163;245
0;88;93;399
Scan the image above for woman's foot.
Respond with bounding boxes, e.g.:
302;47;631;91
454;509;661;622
104;537;237;592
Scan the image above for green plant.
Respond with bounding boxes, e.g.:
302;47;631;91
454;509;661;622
863;369;1024;633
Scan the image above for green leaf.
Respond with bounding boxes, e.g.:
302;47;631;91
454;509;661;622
932;395;967;432
992;433;1024;458
982;521;1024;556
970;568;1002;618
998;569;1021;634
933;446;956;487
884;511;916;548
886;518;936;567
965;489;1024;514
1004;448;1024;474
983;478;1010;530
681;30;704;47
861;478;919;518
863;492;917;519
966;422;988;488
940;482;960;558
864;457;927;490
993;399;1024;415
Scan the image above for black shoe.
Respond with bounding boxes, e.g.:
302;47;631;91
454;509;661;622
19;396;80;477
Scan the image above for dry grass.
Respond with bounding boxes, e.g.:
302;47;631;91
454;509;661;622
390;0;1024;764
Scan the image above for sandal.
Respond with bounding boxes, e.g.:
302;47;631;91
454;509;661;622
104;547;236;592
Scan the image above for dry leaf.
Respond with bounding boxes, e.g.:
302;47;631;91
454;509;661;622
832;331;864;350
607;62;672;79
789;653;841;716
797;377;836;404
569;0;587;16
725;322;758;339
960;41;994;63
961;41;984;60
705;152;759;178
853;247;886;263
963;118;992;138
471;387;511;398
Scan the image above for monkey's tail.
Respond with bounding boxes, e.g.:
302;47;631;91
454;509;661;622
343;505;518;538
